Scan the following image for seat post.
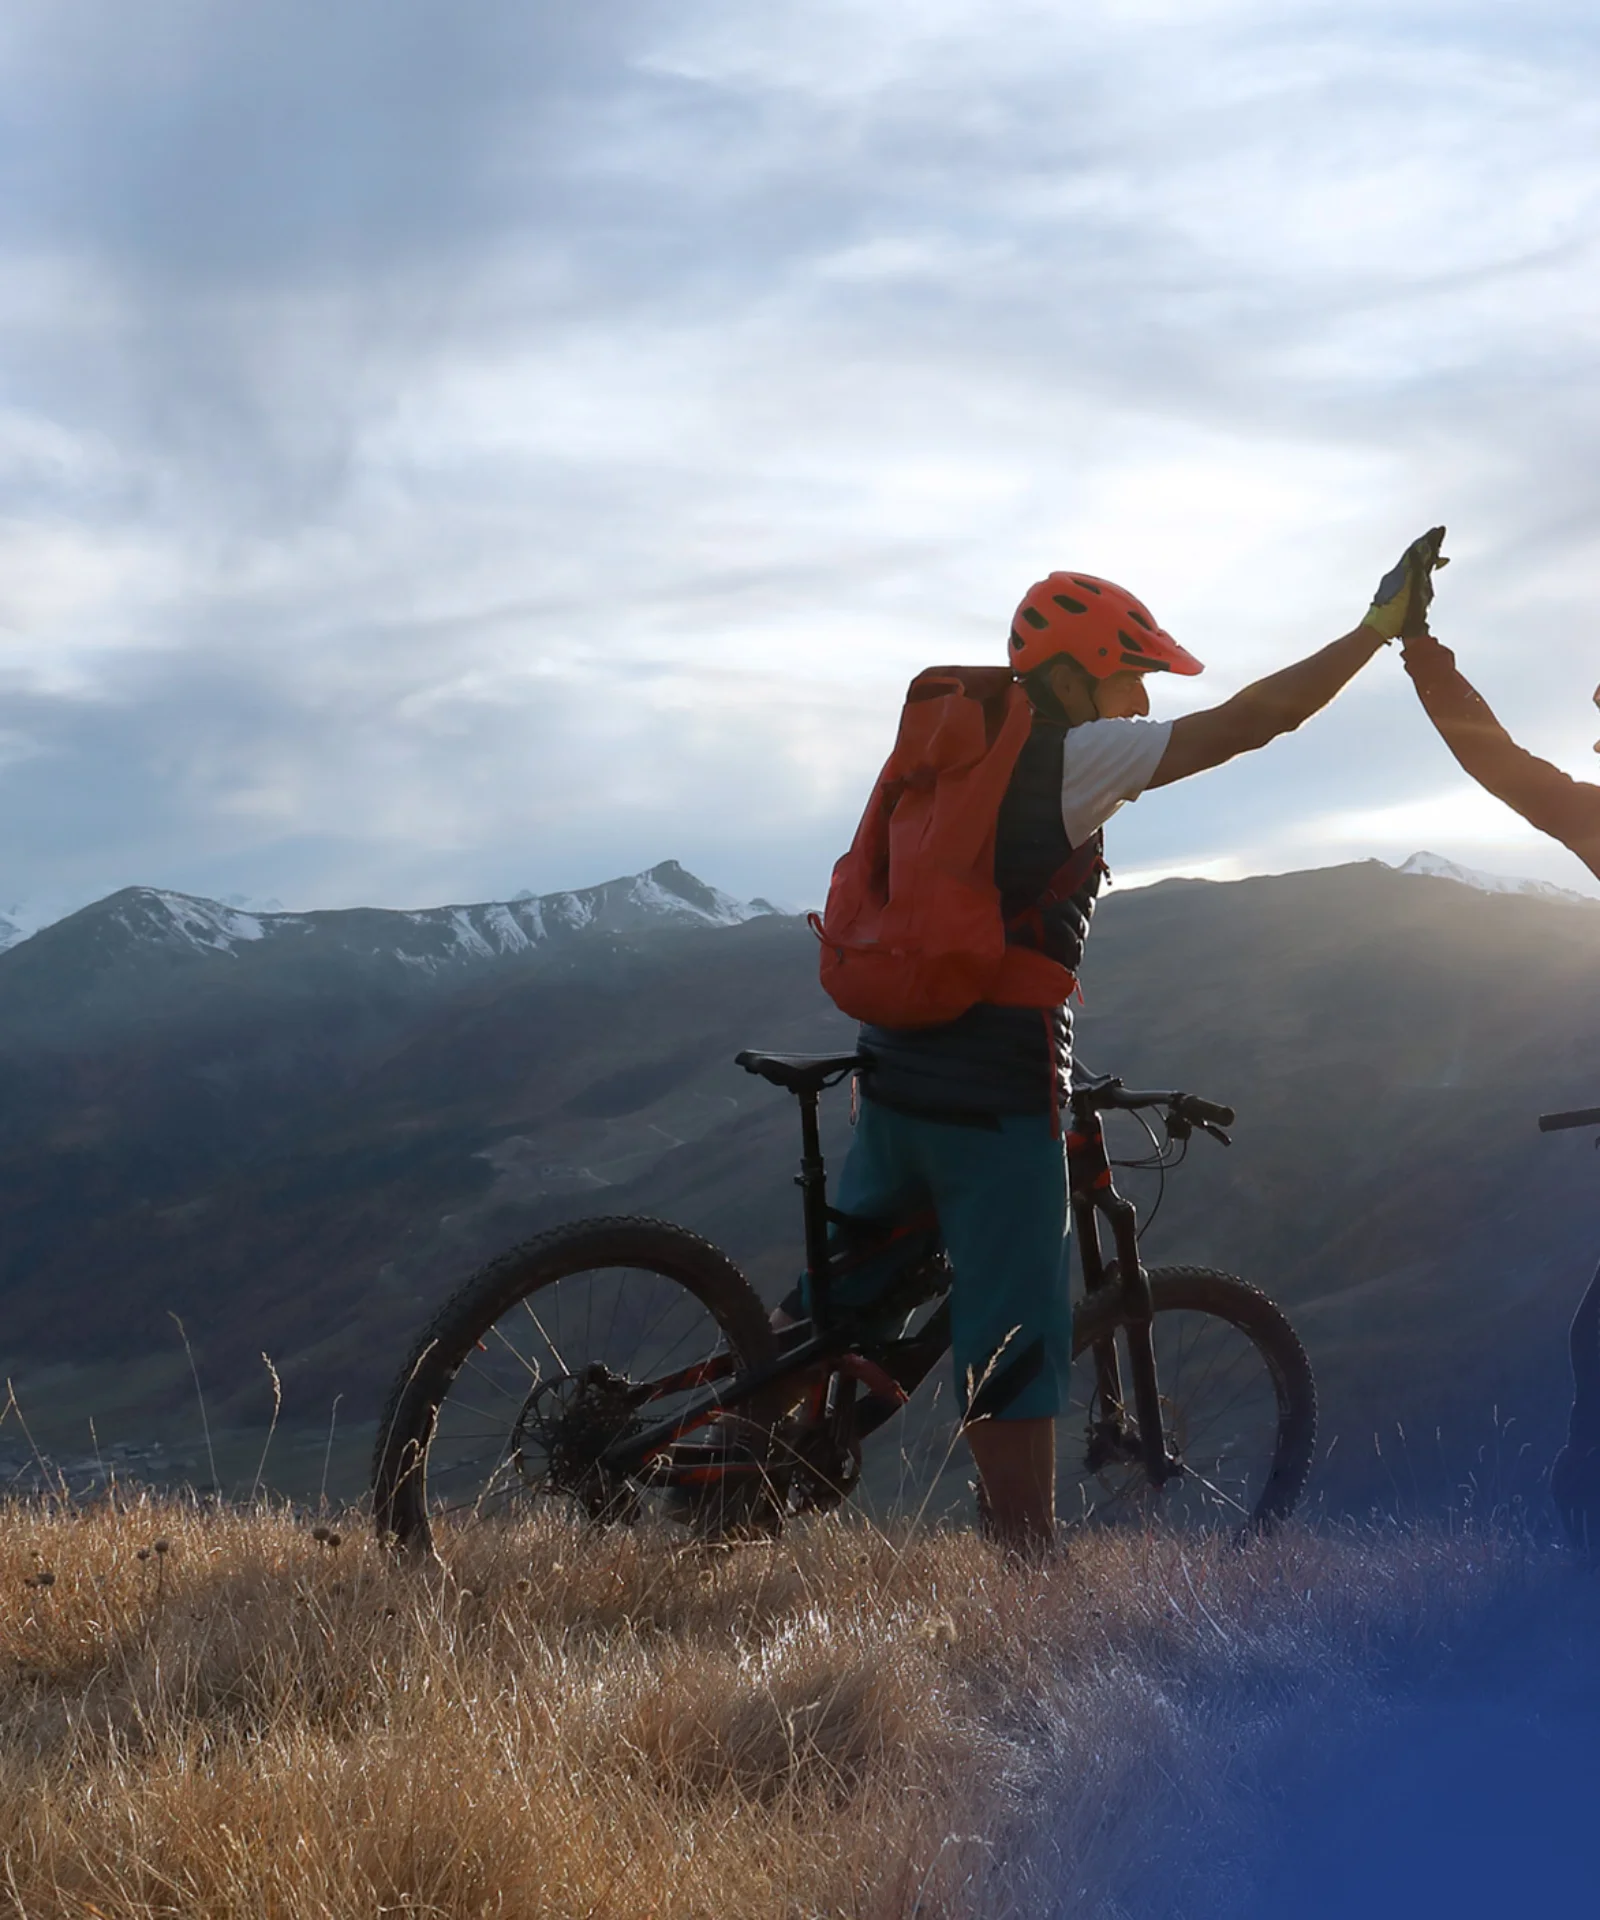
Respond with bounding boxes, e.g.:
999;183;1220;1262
796;1089;832;1322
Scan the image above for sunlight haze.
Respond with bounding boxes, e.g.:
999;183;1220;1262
2;0;1597;919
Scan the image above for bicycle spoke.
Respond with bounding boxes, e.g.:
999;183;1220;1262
517;1299;568;1377
1173;1464;1252;1518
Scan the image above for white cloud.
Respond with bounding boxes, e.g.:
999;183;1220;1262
1305;785;1562;851
0;0;1597;915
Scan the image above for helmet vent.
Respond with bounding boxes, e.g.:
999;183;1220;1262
1022;606;1049;629
1052;594;1089;615
1070;577;1103;593
1128;609;1154;631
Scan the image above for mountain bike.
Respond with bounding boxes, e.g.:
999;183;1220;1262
373;1051;1318;1558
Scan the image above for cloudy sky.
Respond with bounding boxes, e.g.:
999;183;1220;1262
2;0;1598;920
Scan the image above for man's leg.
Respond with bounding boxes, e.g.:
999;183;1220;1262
1553;1260;1600;1554
965;1414;1057;1553
920;1111;1072;1552
772;1097;929;1326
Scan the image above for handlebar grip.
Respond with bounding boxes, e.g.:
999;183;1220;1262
1539;1106;1600;1132
1178;1094;1236;1129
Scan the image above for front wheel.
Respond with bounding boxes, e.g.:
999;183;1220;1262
1061;1266;1316;1534
372;1217;783;1560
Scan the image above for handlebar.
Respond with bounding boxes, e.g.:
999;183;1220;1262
1539;1106;1600;1133
1073;1077;1236;1130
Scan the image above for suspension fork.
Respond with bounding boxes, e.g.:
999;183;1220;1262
1068;1108;1178;1484
1101;1193;1178;1483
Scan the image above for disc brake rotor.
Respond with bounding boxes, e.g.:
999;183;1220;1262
511;1364;642;1514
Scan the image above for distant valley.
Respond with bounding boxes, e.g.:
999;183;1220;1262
2;853;1599;1516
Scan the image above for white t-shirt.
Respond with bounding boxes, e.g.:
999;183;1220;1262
1060;717;1173;846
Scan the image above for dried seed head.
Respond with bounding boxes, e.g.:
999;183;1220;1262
311;1526;342;1547
136;1549;151;1563
153;1540;171;1557
24;1571;55;1589
918;1611;958;1649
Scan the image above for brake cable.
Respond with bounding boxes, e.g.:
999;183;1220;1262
1106;1105;1178;1241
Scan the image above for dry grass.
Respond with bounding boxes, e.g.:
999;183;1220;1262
0;1497;1547;1918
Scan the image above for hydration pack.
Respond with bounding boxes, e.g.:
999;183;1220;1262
810;666;1104;1029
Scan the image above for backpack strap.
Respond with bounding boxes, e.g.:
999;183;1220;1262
1003;828;1107;939
1032;828;1108;914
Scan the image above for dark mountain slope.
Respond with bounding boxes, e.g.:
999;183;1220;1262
0;862;780;1308
2;857;1599;1513
0;916;852;1400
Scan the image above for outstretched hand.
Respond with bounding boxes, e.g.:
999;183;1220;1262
1364;526;1449;641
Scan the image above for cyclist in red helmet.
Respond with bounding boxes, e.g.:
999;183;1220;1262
828;534;1443;1552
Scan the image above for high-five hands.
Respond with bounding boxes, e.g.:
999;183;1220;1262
1364;527;1449;641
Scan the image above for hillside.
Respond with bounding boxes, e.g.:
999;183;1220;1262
0;1498;1579;1919
1;857;1599;1514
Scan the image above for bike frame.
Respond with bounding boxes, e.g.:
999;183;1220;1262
1066;1089;1180;1485
598;1078;1182;1487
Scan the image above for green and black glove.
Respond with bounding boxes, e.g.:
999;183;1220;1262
1364;526;1449;641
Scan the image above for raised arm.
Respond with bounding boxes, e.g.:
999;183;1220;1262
1402;633;1600;879
1148;624;1385;788
1147;528;1444;791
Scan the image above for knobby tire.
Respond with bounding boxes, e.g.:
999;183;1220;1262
1067;1265;1317;1533
372;1216;780;1559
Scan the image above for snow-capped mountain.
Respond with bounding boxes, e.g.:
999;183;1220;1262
0;860;785;1053
1394;850;1598;908
7;860;779;971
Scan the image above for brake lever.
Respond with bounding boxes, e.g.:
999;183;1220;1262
1198;1120;1232;1147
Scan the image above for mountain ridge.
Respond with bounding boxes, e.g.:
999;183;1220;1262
2;855;1599;1517
0;859;781;1053
2;858;776;965
1394;849;1598;907
5;846;1594;963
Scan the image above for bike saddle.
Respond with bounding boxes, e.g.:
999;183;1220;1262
735;1049;862;1095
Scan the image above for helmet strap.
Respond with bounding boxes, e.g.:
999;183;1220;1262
1020;664;1069;724
1021;657;1099;727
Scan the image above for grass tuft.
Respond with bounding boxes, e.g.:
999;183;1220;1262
0;1497;1558;1917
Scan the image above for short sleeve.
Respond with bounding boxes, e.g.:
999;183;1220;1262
1060;718;1173;845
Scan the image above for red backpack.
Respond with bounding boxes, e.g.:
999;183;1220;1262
809;666;1104;1029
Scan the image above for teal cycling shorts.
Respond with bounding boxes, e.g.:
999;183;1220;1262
823;1097;1072;1423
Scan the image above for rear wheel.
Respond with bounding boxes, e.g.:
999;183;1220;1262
1061;1267;1316;1534
372;1217;784;1559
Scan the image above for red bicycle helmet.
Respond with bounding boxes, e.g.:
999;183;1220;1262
1009;572;1203;679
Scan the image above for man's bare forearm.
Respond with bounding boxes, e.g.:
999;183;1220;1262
1216;625;1388;750
1150;625;1385;788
